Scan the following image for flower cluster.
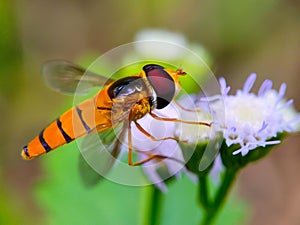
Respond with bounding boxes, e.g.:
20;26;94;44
133;73;300;191
216;73;300;156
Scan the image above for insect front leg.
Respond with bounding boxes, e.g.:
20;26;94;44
174;100;202;112
133;121;185;143
149;111;212;127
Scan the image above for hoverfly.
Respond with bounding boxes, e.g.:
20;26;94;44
21;60;211;167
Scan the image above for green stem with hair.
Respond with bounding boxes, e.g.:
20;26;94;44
199;169;238;225
143;185;164;225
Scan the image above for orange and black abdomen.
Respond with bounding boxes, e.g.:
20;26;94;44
21;75;147;160
21;90;113;160
21;116;74;159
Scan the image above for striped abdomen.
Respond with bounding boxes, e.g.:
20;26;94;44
21;97;112;159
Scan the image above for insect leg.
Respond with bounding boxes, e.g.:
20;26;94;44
127;121;134;166
133;121;184;142
127;121;185;166
174;100;201;112
149;112;212;127
131;150;185;166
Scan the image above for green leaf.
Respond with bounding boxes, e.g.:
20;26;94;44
35;143;145;225
35;142;248;225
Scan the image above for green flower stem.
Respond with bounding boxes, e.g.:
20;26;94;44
143;185;164;225
200;169;238;225
214;169;237;209
198;175;211;211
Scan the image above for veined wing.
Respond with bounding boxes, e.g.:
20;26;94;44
78;124;126;187
42;60;114;95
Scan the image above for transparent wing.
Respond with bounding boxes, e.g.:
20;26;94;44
77;124;126;187
42;60;114;95
78;154;102;187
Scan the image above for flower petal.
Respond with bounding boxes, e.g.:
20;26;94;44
258;79;273;96
243;73;257;94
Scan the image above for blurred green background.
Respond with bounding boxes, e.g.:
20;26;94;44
1;0;300;224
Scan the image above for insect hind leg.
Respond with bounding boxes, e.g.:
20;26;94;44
133;150;185;166
127;121;185;166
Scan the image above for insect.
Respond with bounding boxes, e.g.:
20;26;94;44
21;60;211;167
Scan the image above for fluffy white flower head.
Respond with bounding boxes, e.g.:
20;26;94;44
174;95;213;143
217;73;300;156
129;104;186;192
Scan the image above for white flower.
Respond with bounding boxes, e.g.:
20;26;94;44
209;155;224;184
130;104;186;192
216;73;300;156
138;140;184;192
174;94;213;143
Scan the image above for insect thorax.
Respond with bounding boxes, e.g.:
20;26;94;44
109;82;153;124
129;97;152;121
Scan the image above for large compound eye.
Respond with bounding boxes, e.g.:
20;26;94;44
143;64;175;109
